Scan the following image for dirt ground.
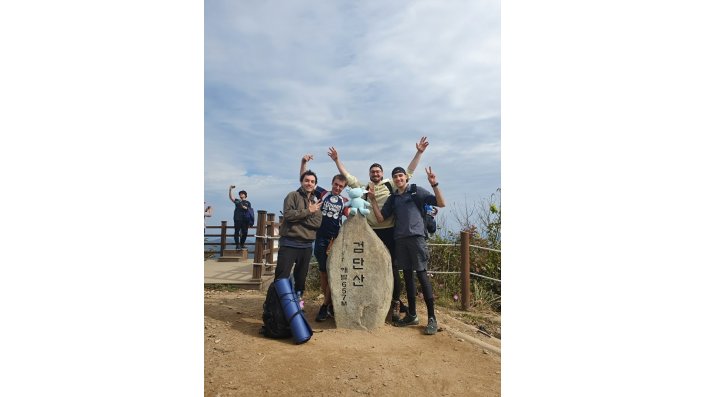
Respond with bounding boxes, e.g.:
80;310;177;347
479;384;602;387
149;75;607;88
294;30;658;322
204;288;501;396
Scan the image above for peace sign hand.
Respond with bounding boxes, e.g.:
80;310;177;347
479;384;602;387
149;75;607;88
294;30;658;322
425;166;437;185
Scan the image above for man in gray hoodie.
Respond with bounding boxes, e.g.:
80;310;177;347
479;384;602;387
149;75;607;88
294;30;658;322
274;170;323;306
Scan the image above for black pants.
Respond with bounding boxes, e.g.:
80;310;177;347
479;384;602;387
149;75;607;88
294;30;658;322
403;269;435;320
274;245;313;294
234;220;248;247
373;227;402;302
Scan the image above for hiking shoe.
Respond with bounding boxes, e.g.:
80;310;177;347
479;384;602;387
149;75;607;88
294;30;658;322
315;304;329;322
424;317;438;335
327;304;335;318
296;291;305;311
393;314;419;327
391;300;401;322
399;301;408;314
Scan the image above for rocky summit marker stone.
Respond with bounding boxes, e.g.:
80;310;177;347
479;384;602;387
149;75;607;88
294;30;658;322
328;214;393;330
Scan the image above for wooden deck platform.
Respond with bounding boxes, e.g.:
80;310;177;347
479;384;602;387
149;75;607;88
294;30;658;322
204;259;274;290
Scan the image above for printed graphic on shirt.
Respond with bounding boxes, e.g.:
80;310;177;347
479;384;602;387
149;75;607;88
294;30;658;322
323;195;343;219
319;193;346;238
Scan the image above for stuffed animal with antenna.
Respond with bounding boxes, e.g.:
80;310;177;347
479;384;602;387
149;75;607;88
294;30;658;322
344;187;371;216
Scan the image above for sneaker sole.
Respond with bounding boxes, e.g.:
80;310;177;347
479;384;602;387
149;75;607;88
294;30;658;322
393;322;419;327
393;319;419;327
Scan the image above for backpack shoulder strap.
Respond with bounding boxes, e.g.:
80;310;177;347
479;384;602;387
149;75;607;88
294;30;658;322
408;184;430;237
391;184;425;217
384;181;394;194
409;184;424;212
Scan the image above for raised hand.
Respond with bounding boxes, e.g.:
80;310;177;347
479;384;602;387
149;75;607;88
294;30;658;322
327;147;338;161
425;166;437;185
366;182;376;201
416;136;429;153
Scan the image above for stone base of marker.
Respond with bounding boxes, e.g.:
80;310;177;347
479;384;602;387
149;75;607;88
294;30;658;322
328;214;393;330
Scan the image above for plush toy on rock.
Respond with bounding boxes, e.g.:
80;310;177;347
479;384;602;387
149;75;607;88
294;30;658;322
344;187;371;216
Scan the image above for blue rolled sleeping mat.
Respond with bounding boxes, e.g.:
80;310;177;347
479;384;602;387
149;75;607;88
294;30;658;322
273;278;312;344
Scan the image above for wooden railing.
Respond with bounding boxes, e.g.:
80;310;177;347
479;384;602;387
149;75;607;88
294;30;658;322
427;230;501;311
252;210;281;279
205;213;498;304
204;221;256;256
204;210;281;280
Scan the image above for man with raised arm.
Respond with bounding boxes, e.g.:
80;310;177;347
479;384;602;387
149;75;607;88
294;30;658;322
328;136;429;322
228;186;252;250
300;154;350;322
368;166;446;335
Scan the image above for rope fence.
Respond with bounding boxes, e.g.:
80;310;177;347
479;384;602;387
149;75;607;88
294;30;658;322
428;231;501;310
429;242;502;253
429;271;501;283
428;241;501;283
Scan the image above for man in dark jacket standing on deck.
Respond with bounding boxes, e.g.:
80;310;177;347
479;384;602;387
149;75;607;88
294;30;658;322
229;186;252;249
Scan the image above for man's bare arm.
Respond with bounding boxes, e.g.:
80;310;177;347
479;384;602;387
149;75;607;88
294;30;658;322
300;154;314;176
426;166;445;207
228;185;237;203
406;136;429;174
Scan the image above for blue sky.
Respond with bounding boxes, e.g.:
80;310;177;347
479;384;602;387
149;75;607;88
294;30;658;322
6;1;705;395
204;0;500;233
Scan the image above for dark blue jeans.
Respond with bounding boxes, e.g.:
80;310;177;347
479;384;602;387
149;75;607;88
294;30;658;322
314;236;333;273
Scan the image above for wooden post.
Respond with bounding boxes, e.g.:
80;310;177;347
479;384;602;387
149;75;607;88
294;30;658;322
219;220;228;256
265;212;275;267
254;210;267;265
460;230;471;310
251;263;263;281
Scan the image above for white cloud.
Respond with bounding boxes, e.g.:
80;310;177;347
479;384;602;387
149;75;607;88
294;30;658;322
205;0;501;231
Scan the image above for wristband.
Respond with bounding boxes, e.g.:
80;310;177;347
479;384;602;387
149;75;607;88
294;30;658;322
431;182;439;188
